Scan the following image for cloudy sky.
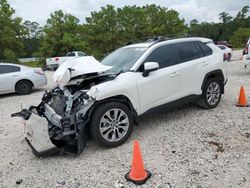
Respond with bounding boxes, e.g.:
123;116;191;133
8;0;250;25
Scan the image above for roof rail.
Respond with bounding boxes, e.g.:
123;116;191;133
125;36;167;46
125;33;192;46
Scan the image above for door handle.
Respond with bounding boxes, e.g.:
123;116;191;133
12;75;18;77
202;62;208;66
170;72;179;77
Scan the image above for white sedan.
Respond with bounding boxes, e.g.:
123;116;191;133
217;45;232;61
0;63;47;95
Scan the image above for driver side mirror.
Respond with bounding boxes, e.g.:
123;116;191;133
142;62;159;77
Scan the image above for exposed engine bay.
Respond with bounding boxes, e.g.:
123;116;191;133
11;56;119;156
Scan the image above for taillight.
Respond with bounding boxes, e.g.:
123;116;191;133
55;57;59;61
245;46;248;54
34;68;44;75
223;53;227;61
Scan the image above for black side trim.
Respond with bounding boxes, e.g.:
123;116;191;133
201;69;225;93
140;94;200;118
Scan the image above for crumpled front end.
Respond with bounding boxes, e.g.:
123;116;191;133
12;86;95;156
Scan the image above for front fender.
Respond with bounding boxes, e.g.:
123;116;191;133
87;72;140;113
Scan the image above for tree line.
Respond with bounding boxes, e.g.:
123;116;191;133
0;0;249;65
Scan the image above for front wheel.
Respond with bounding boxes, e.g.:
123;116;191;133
90;102;133;147
197;78;223;109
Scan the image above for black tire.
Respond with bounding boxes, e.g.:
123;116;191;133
16;80;33;95
227;53;231;61
90;102;133;147
197;78;223;109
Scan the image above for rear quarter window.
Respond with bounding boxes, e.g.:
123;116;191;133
78;52;86;56
197;41;213;56
66;52;76;56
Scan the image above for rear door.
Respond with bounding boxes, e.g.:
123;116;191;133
0;65;20;93
134;44;181;113
171;41;211;97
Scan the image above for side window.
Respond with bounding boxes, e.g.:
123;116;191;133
143;45;174;69
197;41;213;56
66;52;76;56
0;65;20;74
78;52;86;56
173;42;199;63
218;45;226;50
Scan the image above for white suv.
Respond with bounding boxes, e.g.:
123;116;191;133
243;38;250;68
12;37;227;156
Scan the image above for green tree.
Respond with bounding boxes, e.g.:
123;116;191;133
84;4;187;59
229;27;250;48
22;21;43;57
39;10;89;61
0;0;25;62
189;5;250;43
219;12;232;24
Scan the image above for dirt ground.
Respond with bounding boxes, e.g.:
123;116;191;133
0;50;250;188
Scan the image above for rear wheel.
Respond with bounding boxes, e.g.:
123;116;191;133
198;78;222;109
90;102;133;147
16;80;33;95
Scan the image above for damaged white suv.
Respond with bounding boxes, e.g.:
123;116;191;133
12;37;227;156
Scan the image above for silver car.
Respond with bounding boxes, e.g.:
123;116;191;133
0;63;47;95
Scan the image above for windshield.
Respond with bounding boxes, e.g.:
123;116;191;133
101;47;147;73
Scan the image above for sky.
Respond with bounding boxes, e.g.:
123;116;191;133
8;0;250;25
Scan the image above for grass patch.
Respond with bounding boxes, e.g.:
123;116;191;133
19;61;44;68
233;47;243;51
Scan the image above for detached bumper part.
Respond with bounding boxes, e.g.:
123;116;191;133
25;138;60;156
25;113;60;156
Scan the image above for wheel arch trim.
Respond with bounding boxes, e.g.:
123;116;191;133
201;69;225;93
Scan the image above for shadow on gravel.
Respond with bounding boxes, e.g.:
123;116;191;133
0;88;46;99
138;102;200;125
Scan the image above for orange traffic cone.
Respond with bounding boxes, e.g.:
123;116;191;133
125;141;151;185
236;86;249;107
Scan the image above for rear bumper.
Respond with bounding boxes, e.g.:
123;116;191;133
46;64;59;70
34;76;47;88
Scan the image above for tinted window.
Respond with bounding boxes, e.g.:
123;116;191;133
66;52;76;56
78;52;86;56
143;45;174;69
197;41;213;56
0;65;20;74
194;42;205;58
173;42;199;63
218;45;226;50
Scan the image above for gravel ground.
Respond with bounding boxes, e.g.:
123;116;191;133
0;50;250;188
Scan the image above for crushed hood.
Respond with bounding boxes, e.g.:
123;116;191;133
53;56;112;86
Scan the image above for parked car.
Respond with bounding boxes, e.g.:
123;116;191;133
217;44;232;61
0;63;47;95
243;38;250;68
215;41;233;48
46;51;87;70
12;37;227;156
